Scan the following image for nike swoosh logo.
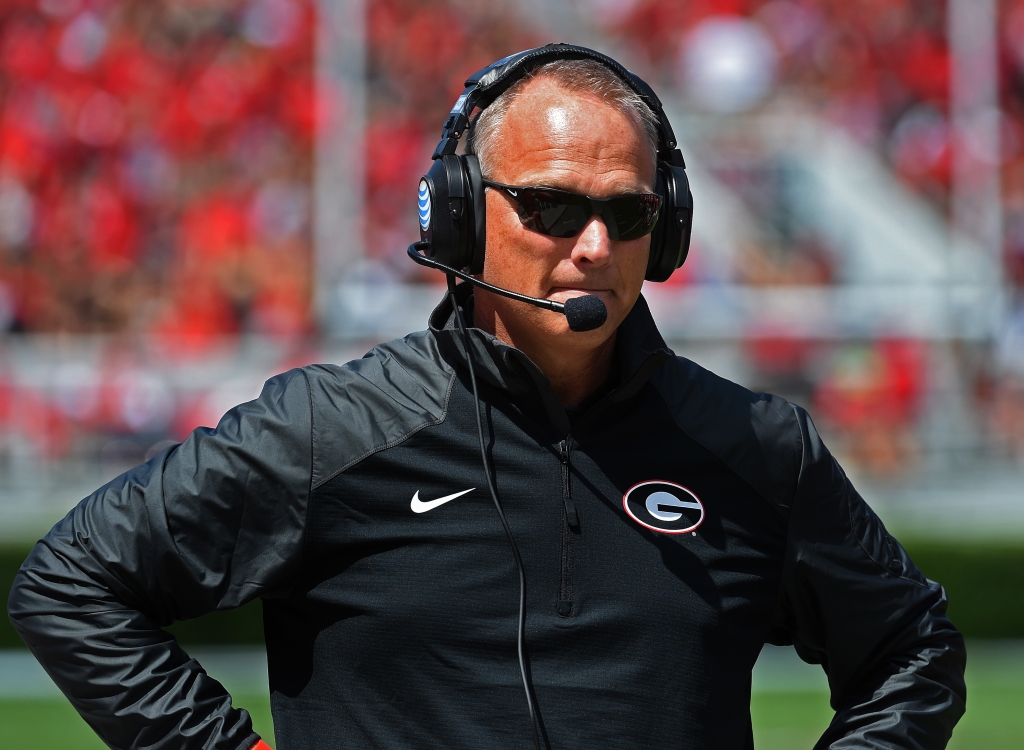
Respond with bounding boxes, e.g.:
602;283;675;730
508;189;517;197
410;488;475;513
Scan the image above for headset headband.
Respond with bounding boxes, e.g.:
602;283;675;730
431;43;686;168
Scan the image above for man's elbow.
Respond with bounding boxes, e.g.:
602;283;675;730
6;537;109;652
903;580;968;708
7;542;58;649
7;567;27;643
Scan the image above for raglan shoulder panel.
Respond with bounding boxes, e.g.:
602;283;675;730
648;355;802;519
306;330;457;489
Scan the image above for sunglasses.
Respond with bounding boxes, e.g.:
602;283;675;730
483;180;662;241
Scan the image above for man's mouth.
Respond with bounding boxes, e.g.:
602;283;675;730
548;287;612;304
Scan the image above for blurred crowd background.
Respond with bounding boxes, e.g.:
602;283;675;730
0;0;1021;537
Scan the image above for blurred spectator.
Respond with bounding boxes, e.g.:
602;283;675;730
743;332;817;415
986;374;1024;461
982;303;1024;460
812;339;927;476
680;16;778;114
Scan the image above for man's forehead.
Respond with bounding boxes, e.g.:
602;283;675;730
491;78;656;189
545;106;571;135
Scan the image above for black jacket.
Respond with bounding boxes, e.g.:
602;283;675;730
8;288;966;749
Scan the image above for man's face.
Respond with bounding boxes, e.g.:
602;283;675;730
476;76;656;352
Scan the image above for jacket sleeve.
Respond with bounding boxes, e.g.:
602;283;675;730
7;369;314;750
769;406;967;750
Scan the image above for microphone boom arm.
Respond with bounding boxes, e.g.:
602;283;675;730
407;242;565;314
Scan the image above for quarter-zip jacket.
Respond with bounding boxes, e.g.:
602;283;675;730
8;287;966;750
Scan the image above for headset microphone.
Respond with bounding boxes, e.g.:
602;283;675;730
562;294;608;333
407;242;608;332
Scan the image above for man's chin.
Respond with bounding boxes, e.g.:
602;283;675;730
533;304;620;343
478;288;625;349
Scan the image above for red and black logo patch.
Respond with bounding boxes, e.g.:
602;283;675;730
623;480;704;534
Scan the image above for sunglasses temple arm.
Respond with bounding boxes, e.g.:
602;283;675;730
407;242;566;314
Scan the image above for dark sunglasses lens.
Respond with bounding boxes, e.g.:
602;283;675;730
502;184;662;240
607;194;662;241
515;190;590;238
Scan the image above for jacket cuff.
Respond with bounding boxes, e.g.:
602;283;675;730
251;741;273;750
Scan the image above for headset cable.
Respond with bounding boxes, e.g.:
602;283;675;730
447;275;543;750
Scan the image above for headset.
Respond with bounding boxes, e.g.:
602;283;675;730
407;44;695;750
410;42;693;286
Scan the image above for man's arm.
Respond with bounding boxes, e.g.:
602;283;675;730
7;370;313;750
770;406;967;750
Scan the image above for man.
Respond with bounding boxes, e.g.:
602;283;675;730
9;47;965;749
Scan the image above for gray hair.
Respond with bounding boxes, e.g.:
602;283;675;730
466;58;660;178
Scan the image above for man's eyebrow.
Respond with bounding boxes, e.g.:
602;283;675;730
531;183;652;195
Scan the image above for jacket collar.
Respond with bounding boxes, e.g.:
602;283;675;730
429;283;673;434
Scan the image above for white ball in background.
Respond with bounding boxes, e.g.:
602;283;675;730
679;16;779;114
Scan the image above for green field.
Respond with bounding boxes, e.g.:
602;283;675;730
3;669;1020;749
0;640;1018;750
751;686;1024;750
0;696;276;749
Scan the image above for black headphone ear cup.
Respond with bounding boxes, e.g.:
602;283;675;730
645;162;693;282
420;155;473;269
462;154;486;274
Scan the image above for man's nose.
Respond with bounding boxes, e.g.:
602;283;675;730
570;216;613;267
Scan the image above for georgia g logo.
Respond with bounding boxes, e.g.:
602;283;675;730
623;480;705;534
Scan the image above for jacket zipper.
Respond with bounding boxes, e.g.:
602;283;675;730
557;436;579;617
